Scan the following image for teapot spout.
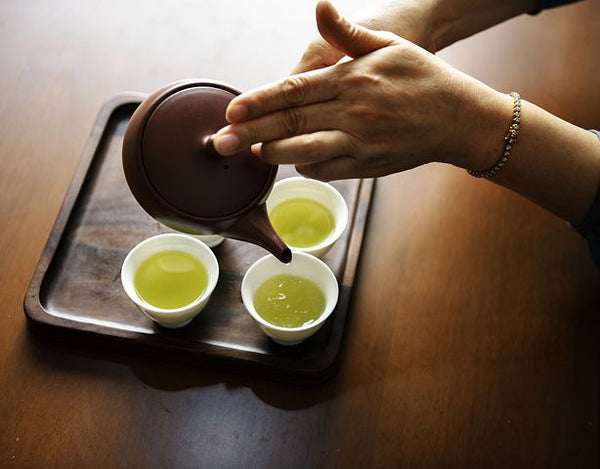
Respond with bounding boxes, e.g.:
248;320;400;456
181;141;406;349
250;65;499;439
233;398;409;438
224;203;292;263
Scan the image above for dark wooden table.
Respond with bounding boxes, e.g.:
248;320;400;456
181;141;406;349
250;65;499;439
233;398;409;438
1;1;599;467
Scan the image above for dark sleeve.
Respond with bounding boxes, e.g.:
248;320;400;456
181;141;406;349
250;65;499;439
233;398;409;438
529;0;580;14
572;130;600;269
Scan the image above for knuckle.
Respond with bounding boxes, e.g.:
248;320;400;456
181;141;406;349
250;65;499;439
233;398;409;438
347;103;380;124
245;124;261;145
345;23;362;45
280;75;310;106
347;69;382;88
296;163;330;182
281;107;306;136
296;164;318;179
300;134;322;160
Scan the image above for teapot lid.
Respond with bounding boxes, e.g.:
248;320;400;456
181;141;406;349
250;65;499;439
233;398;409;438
123;80;276;226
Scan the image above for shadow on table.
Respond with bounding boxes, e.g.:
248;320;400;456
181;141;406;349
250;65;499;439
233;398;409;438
23;323;350;411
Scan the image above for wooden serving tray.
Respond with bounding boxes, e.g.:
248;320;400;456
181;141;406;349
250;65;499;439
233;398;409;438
24;94;375;385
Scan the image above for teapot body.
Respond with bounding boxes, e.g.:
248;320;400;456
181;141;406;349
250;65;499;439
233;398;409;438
122;79;291;263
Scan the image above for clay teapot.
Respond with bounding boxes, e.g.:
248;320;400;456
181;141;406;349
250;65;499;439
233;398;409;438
122;79;291;263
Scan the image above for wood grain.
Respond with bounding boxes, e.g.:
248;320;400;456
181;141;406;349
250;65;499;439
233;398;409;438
1;0;600;467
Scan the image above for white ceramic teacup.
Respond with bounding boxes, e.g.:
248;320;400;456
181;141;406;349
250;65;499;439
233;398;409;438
266;177;348;258
189;233;225;248
241;252;339;346
121;233;219;328
159;223;225;248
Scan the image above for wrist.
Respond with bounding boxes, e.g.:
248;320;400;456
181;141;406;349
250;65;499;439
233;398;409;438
444;79;514;171
467;92;521;178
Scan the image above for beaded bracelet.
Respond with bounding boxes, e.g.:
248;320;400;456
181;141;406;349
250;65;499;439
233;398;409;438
467;92;521;179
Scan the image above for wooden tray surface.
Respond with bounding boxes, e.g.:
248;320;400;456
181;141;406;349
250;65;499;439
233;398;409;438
24;94;375;385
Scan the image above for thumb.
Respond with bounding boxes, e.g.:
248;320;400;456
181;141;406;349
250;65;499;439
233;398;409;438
315;0;399;58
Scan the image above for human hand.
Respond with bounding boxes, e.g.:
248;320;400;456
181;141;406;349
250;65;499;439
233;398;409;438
292;0;540;75
214;0;511;181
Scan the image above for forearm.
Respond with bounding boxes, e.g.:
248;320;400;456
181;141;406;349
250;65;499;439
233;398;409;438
433;0;538;50
346;0;538;52
352;0;589;53
458;88;600;225
495;102;600;225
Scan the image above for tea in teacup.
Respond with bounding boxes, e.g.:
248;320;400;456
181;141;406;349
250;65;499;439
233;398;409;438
269;198;334;249
241;251;339;345
134;250;208;310
121;233;219;328
253;273;325;328
266;177;348;257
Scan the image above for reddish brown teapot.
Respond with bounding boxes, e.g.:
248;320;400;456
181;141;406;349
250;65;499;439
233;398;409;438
122;79;291;263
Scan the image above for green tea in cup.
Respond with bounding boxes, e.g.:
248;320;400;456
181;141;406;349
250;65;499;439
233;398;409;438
266;177;348;258
134;250;208;309
253;273;325;328
269;198;334;248
241;251;339;345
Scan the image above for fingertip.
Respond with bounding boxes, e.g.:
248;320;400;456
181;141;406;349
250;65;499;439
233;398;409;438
251;143;263;159
213;130;240;155
291;42;340;74
316;0;342;31
316;0;338;19
225;102;248;123
316;0;397;58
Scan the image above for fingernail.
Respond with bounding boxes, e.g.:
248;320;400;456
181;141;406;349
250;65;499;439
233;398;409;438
214;133;240;155
226;104;248;123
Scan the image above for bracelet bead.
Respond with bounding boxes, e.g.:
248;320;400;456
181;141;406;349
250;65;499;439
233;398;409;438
468;92;521;179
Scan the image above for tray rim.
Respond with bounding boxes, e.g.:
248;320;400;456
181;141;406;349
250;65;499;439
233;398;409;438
23;93;375;385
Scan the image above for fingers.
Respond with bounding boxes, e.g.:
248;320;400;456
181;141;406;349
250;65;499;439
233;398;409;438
259;130;356;165
221;1;400;129
223;66;340;126
213;1;403;160
296;156;361;182
213;101;345;156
